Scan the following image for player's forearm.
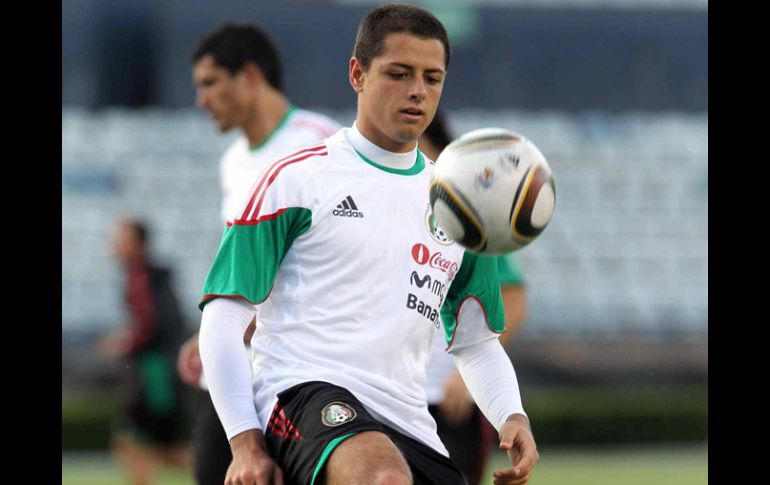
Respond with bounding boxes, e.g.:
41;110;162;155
451;337;527;431
230;428;270;455
199;297;261;439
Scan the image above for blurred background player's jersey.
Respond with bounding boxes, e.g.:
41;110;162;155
219;106;341;223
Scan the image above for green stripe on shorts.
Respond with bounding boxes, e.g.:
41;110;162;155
310;432;357;485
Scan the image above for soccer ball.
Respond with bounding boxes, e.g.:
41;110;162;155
429;128;555;254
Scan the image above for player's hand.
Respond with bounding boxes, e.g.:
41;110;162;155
493;414;539;485
176;333;203;387
440;371;474;425
226;430;284;485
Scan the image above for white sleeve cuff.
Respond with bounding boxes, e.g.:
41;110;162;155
199;297;261;440
451;337;527;431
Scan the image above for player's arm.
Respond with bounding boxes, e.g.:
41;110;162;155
451;339;537;485
200;297;283;485
198;158;313;484
177;316;255;388
441;253;538;484
441;256;529;423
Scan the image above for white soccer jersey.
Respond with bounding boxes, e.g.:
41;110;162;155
200;124;506;455
219;106;341;223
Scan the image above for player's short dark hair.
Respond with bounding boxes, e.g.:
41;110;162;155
353;3;451;70
124;219;149;248
423;110;453;152
192;23;283;91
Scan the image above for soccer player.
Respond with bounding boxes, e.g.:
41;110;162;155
99;218;190;485
198;5;539;485
175;23;341;485
420;112;530;485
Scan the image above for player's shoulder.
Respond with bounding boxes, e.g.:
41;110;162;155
220;136;249;163
256;141;332;186
287;108;343;138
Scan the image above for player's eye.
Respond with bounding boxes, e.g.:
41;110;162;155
389;72;408;80
426;77;442;85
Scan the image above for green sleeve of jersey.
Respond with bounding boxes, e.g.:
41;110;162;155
497;254;525;286
198;207;312;309
440;252;505;346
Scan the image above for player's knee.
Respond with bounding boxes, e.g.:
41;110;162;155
370;468;412;485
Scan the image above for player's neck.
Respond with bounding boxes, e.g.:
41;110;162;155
243;92;290;148
355;114;417;154
349;122;417;170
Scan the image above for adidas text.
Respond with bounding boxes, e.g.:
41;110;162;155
333;208;364;218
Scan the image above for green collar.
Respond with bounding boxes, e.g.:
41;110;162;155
353;147;425;176
249;105;296;151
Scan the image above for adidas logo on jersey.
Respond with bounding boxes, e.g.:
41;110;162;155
333;195;364;218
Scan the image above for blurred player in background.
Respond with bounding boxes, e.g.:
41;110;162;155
98;218;190;485
420;111;529;485
198;4;538;485
175;23;341;485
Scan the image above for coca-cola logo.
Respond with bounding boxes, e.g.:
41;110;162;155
412;243;430;265
411;243;459;278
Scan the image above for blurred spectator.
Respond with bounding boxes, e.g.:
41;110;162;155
420;111;529;485
176;22;340;485
98;218;190;485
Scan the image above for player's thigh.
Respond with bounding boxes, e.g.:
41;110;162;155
325;430;411;485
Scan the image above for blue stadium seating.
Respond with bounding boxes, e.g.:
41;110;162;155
61;108;707;340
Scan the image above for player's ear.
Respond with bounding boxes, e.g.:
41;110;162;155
349;57;365;94
241;62;265;87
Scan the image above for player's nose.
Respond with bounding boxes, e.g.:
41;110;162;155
408;77;427;101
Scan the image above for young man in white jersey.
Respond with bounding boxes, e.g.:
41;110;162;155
198;5;539;485
419;112;530;485
175;23;341;485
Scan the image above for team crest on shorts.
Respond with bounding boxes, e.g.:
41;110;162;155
321;402;357;427
425;205;454;245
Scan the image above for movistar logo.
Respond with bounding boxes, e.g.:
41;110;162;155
409;271;446;298
333;195;364;218
410;271;431;288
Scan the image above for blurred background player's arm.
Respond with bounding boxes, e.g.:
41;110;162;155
497;254;528;347
440;255;527;425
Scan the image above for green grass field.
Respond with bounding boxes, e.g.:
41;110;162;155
483;444;707;485
62;443;706;485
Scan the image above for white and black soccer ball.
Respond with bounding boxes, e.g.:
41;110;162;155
429;128;556;254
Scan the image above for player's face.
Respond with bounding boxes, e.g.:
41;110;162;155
193;55;253;132
112;224;141;266
352;32;446;153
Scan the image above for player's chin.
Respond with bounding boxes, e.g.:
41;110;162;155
217;121;234;133
393;124;424;143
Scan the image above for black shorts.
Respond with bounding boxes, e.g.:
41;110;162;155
192;390;232;485
264;381;466;485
